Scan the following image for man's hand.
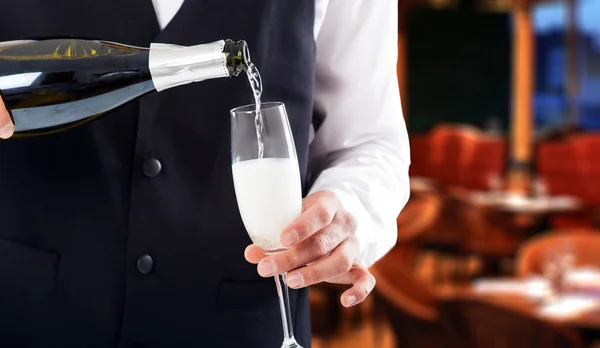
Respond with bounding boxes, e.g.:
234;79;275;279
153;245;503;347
0;98;14;139
244;190;376;307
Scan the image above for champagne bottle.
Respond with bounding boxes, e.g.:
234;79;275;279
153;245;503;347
0;37;252;136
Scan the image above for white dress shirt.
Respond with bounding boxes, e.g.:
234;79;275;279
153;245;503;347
151;0;410;268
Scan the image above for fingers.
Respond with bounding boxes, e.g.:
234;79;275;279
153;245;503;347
258;221;349;277
327;266;376;307
285;237;358;289
280;191;339;248
0;98;13;139
244;244;268;264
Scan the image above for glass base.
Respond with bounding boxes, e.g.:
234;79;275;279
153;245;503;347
281;337;303;348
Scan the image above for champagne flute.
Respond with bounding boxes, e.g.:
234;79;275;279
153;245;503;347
230;101;304;348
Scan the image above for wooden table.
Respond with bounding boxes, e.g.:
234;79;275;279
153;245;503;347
446;191;584;273
468;192;582;215
409;176;438;194
437;278;600;336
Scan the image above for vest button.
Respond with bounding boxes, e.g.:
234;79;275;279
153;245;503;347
143;158;162;178
137;255;154;275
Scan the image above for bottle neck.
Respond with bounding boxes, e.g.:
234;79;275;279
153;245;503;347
148;40;231;92
223;39;251;77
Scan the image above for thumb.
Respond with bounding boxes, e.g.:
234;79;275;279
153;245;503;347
0;98;14;139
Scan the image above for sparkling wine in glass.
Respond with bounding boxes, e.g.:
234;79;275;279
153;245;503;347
231;101;304;348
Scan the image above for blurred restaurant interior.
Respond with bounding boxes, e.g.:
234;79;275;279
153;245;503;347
310;0;600;347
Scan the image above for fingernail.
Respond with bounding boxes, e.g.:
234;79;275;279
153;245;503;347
0;124;13;139
281;229;298;247
258;259;276;277
287;273;303;288
344;295;357;307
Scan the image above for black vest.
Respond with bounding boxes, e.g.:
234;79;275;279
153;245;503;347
0;0;316;347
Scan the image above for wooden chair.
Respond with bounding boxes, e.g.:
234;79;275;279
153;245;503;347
370;245;461;348
571;134;600;206
419;128;512;282
368;191;458;347
463;134;507;191
428;125;479;190
409;133;433;178
536;139;590;229
441;297;583;348
514;229;600;278
571;135;600;227
396;191;444;270
418;193;467;283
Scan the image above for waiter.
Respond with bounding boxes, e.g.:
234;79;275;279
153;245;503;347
0;0;409;347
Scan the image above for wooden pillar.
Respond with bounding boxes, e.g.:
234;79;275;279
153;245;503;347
507;0;535;193
398;0;410;120
565;0;579;127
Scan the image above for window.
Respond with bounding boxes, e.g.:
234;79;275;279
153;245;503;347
532;0;600;130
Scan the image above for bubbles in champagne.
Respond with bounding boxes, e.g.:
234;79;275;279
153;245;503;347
245;62;264;159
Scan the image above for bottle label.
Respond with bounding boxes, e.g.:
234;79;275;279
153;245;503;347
149;40;229;92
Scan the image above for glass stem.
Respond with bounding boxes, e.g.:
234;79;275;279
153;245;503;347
274;272;296;342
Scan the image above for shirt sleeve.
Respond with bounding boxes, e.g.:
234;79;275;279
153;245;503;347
308;0;411;268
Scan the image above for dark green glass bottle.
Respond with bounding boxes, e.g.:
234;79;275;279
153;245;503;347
0;37;251;136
